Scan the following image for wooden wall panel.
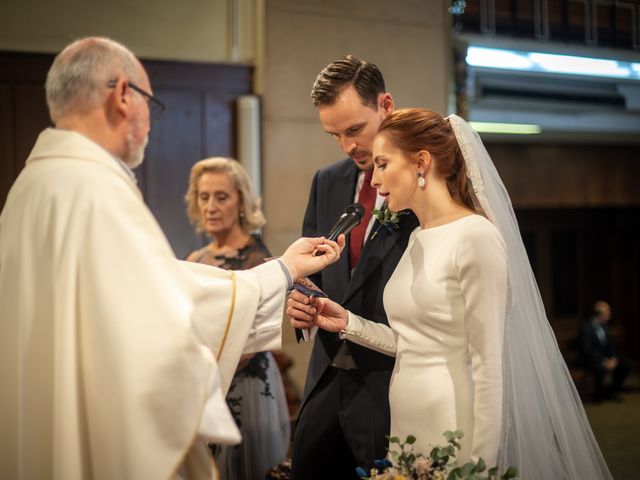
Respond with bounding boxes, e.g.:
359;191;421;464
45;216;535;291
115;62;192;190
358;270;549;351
489;143;640;208
203;93;235;157
13;85;51;166
517;207;640;362
144;90;205;259
614;230;640;359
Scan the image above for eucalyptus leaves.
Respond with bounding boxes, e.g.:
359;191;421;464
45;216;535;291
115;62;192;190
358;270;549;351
371;206;407;239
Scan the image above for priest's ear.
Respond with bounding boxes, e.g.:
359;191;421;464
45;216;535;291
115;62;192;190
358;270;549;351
105;78;135;123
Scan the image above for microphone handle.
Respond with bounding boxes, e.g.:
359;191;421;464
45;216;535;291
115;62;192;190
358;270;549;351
315;217;360;255
326;229;342;242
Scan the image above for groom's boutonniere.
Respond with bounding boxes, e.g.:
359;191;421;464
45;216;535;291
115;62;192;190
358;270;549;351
371;205;407;239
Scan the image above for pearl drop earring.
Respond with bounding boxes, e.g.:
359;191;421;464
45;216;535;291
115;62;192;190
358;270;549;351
417;172;426;188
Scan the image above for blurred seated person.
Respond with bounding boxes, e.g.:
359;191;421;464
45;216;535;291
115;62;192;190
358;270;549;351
577;300;630;402
185;157;290;479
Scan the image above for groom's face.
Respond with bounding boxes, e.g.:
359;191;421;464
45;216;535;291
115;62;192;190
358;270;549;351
318;86;392;171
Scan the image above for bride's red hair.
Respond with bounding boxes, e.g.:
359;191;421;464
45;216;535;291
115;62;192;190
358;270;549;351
377;108;478;213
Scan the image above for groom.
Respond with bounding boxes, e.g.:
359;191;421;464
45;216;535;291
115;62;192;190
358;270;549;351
288;56;419;479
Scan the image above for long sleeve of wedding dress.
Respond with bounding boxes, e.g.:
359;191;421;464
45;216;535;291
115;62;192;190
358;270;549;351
339;312;397;357
456;218;509;465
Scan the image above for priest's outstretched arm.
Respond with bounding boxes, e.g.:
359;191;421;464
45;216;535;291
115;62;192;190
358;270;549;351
181;235;343;394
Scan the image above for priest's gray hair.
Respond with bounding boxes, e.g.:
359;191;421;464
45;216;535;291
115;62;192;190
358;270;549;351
45;37;140;123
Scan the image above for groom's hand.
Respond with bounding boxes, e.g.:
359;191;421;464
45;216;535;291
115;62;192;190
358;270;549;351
287;289;317;330
287;290;348;333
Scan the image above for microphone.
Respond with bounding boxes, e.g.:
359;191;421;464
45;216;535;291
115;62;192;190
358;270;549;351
294;204;364;343
325;202;365;242
314;203;364;256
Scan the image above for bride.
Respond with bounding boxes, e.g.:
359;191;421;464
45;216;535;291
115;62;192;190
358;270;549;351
288;108;611;479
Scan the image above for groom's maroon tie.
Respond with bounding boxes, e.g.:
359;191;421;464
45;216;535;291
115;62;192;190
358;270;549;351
349;169;376;270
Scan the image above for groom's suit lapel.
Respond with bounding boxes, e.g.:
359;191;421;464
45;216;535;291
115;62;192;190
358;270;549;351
341;215;399;305
327;161;409;308
327;163;358;292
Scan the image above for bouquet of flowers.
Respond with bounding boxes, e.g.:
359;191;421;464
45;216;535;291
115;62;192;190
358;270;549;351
356;431;518;480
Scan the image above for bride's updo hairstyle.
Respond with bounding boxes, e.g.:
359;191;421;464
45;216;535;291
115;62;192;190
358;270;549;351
377;108;478;213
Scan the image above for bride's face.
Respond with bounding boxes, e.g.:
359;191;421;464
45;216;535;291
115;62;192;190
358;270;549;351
371;133;419;211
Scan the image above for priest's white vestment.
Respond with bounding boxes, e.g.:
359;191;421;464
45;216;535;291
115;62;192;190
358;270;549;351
0;129;288;480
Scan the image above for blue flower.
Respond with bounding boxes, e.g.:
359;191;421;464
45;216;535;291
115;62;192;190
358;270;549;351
355;466;368;478
373;458;393;471
371;206;408;239
374;459;387;471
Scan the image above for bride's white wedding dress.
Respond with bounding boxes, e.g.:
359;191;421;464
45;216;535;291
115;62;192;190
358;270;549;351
335;114;611;479
341;214;508;466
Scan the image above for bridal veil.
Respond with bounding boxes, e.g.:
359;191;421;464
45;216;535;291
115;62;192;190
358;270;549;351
448;115;612;480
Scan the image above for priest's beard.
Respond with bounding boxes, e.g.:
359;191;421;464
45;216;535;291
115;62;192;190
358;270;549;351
123;117;149;169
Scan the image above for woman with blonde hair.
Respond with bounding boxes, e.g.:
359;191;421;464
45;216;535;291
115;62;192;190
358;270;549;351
186;157;290;480
186;157;267;267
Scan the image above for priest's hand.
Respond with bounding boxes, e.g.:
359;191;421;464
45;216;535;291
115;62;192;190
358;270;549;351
280;235;344;281
287;289;348;333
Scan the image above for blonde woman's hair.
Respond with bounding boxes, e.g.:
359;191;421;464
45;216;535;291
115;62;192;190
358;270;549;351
185;157;266;233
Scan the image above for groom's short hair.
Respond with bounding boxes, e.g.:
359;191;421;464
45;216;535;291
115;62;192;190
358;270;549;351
311;55;385;109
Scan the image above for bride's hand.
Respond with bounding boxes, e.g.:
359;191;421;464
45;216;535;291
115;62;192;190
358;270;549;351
287;290;348;332
312;297;349;332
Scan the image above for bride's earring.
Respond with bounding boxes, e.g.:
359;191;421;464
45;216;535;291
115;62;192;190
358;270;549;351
417;172;426;188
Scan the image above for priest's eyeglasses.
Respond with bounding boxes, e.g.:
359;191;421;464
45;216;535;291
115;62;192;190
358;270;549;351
107;79;166;122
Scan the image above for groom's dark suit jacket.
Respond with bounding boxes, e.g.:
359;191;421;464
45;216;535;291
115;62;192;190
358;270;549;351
299;158;419;420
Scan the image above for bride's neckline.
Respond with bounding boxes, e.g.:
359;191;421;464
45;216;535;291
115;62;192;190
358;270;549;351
417;213;478;233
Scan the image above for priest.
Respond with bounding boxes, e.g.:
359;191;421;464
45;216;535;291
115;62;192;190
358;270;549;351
0;37;342;480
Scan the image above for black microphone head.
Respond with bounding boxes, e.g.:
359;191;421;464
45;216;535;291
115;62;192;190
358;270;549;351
346;203;365;220
325;203;365;242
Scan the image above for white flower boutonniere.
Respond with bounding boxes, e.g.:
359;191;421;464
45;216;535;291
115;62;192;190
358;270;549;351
371;205;407;239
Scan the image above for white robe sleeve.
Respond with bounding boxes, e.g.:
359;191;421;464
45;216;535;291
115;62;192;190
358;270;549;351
338;312;397;357
180;259;288;394
456;219;509;466
243;260;289;352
